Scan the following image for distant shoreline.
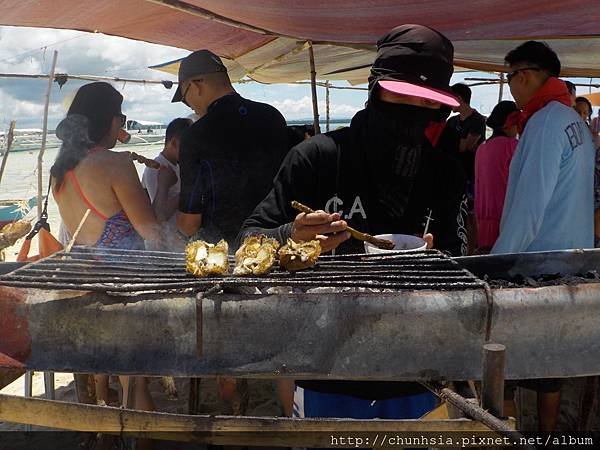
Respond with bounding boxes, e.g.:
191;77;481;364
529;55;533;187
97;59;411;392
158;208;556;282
286;118;351;125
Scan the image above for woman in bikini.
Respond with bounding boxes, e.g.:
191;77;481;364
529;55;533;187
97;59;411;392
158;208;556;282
51;82;160;411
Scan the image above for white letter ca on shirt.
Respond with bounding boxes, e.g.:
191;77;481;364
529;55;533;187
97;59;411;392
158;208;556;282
324;195;367;220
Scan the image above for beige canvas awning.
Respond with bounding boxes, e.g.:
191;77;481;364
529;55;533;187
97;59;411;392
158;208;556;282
1;0;599;84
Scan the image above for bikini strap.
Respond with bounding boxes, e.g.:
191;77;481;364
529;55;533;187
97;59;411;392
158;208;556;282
65;171;109;221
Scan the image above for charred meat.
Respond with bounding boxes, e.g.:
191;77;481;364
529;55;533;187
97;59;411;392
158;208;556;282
234;235;280;276
278;239;321;272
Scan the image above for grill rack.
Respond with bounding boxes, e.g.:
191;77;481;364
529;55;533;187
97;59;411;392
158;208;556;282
0;246;485;294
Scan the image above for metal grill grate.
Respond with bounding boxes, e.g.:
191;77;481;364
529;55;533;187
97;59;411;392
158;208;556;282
0;246;485;293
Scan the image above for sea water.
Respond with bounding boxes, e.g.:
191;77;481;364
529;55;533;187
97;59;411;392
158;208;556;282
0;121;352;260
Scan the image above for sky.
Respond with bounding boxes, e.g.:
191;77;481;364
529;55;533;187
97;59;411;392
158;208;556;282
0;25;598;130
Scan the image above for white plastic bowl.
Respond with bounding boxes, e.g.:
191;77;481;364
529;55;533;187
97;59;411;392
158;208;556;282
364;233;427;254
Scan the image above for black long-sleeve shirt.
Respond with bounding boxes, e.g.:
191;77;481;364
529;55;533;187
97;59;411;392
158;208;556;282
238;124;467;400
240;127;467;256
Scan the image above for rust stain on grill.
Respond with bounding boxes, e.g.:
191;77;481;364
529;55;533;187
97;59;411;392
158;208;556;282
0;285;31;365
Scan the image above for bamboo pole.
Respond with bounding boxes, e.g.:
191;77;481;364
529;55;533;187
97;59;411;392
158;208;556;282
65;209;91;253
436;387;534;450
498;72;505;103
325;80;331;132
144;0;273;35
0;120;16;188
0;72;175;86
0;72;370;92
142;0;373;51
307;42;321;135
37;50;58;219
0;394;510;445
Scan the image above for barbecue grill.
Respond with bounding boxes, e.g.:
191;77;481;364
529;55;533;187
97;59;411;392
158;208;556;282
0;247;484;293
1;247;600;382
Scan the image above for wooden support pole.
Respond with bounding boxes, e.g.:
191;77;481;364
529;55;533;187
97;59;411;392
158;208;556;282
0;120;16;188
0;393;513;447
307;42;321;135
498;72;505;103
37;51;58;219
326;80;331;132
481;342;506;418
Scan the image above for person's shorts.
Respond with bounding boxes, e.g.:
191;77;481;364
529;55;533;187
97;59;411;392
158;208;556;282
505;378;563;399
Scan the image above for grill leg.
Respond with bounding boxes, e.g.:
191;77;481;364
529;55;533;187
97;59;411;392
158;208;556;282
481;342;506;418
24;371;33;431
188;378;202;415
121;376;136;409
24;371;33;397
43;372;55;400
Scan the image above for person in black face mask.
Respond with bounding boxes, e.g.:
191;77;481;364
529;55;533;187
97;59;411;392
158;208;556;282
239;25;466;420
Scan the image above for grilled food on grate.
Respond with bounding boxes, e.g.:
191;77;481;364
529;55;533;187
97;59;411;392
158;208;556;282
278;238;321;272
185;240;229;277
234;235;280;276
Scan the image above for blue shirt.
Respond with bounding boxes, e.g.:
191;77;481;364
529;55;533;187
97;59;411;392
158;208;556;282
492;101;595;254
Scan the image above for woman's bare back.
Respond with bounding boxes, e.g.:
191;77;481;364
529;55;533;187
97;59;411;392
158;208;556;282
53;148;160;245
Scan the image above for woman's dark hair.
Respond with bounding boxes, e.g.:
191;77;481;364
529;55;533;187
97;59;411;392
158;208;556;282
575;96;593;120
486;100;518;138
51;82;123;186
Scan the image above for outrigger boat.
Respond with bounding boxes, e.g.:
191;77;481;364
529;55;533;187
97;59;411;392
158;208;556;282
0;197;36;228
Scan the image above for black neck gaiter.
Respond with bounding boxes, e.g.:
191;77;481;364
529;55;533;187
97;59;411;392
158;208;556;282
351;97;436;221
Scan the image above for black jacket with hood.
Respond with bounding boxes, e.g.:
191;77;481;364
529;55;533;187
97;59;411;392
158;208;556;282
238;102;467;400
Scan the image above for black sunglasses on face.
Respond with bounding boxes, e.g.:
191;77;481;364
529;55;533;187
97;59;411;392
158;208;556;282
181;82;192;107
507;67;541;83
181;78;203;107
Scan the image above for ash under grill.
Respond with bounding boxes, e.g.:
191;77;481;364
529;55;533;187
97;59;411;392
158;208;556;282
0;247;485;293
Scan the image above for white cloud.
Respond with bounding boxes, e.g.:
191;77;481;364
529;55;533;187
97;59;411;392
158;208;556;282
270;95;359;119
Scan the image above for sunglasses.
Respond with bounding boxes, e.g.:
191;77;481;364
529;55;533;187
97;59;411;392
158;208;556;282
116;113;127;128
181;78;203;107
506;67;540;83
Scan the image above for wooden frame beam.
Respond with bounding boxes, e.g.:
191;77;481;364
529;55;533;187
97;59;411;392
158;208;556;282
0;394;515;447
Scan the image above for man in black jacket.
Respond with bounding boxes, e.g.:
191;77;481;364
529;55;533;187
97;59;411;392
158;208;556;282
240;24;466;420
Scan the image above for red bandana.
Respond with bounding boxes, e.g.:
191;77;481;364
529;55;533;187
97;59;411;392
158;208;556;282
505;77;572;134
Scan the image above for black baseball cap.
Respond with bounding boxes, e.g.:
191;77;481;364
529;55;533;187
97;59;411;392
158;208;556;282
171;49;228;103
370;24;459;107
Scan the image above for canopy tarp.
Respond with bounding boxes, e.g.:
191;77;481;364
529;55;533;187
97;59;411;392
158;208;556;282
2;0;600;83
584;92;600;106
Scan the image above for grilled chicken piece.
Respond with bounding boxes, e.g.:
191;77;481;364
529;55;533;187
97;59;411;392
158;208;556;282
185;240;229;277
278;239;321;272
234;235;280;276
